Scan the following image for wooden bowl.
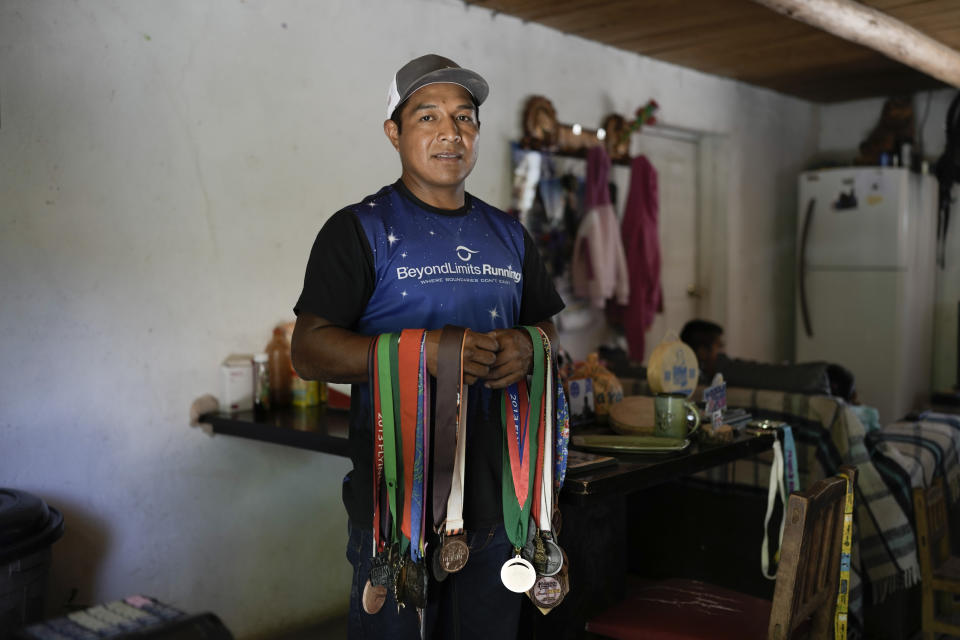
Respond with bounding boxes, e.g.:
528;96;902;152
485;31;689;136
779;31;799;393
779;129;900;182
608;396;656;436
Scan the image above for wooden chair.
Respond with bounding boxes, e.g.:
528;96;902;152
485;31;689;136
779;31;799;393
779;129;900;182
913;477;960;639
586;465;857;640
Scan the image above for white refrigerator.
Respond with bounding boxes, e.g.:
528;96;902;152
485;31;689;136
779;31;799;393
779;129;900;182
795;167;937;423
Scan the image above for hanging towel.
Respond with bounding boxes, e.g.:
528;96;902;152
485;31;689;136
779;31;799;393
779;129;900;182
620;155;662;360
571;147;629;308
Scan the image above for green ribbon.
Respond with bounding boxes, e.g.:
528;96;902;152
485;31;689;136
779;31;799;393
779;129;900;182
376;333;404;549
500;326;546;550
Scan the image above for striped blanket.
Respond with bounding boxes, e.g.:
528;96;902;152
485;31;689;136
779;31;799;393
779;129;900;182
870;411;960;513
697;388;920;639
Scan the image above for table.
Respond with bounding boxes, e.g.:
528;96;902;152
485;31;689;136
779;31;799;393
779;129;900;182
529;428;774;638
201;408;774;638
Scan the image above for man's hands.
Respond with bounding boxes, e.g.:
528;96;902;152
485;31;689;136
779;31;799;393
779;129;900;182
293;312;557;389
425;330;499;386
485;329;533;389
424;327;538;389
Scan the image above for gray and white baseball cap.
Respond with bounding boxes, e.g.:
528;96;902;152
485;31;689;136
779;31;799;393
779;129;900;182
386;54;489;120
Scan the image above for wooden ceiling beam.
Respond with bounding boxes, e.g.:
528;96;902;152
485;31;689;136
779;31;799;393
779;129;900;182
751;0;960;87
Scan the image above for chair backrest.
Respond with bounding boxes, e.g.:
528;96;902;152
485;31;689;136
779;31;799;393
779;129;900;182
913;477;951;575
768;465;857;640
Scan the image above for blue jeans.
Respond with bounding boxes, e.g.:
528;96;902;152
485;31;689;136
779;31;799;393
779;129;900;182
346;521;523;640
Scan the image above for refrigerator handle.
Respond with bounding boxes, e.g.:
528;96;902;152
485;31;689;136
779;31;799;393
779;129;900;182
799;197;816;338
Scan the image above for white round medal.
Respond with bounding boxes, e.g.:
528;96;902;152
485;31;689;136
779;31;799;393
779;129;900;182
500;555;537;593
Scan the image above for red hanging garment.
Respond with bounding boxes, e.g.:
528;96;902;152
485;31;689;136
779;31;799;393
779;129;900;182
620;155;662;360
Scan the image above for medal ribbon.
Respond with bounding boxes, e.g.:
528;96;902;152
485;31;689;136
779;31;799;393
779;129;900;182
376;333;402;548
369;336;387;555
398;330;424;549
537;328;554;533
501;326;545;549
835;467;854;639
434;326;466;534
554;360;570;493
387;333;408;554
504;382;531;507
761;433;787;579
414;333;429;561
445;331;469;535
782;426;799;494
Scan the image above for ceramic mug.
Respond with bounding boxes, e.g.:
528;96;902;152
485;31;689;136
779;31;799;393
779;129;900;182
654;394;701;439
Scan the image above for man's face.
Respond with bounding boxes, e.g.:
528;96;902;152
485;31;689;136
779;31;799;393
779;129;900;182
385;83;479;193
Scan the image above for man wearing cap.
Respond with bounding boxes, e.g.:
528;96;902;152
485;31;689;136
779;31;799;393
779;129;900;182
291;55;564;638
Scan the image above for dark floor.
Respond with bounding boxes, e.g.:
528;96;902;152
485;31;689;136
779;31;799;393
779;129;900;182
270;616;347;640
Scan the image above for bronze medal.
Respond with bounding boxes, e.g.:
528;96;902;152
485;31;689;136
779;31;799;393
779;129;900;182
361;579;387;614
531;575;564;609
431;545;449;582
440;533;470;573
402;560;428;609
557;549;571;597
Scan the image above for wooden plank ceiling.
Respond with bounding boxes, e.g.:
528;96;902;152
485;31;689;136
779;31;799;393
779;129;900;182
465;0;960;102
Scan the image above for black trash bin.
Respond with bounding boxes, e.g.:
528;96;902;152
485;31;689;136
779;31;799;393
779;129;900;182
0;489;64;640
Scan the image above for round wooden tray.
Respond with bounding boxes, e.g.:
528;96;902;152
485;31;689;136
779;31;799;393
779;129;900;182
608;396;655;436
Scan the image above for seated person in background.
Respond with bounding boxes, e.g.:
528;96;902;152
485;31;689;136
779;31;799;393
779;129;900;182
826;362;882;430
679;319;725;382
680;319;849;399
826;363;858;404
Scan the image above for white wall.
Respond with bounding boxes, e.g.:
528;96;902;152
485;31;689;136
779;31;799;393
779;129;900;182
1;1;818;636
818;89;955;164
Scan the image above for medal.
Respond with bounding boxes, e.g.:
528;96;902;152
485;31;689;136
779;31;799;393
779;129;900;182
430;543;449;582
531;575;563;609
434;327;471;573
533;330;565;579
540;534;563;576
439;532;470;573
369;553;392;587
361;580;387;614
523;526;563;577
500;553;537;593
499;327;546;594
396;559;428;610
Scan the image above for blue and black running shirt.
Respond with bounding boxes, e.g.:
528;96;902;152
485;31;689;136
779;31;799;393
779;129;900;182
295;180;564;530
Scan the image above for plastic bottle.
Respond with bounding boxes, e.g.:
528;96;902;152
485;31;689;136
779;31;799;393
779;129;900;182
292;376;320;407
265;327;292;406
253;353;270;413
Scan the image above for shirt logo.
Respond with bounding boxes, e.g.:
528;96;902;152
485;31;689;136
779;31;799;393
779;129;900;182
394;245;521;284
456;246;479;262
